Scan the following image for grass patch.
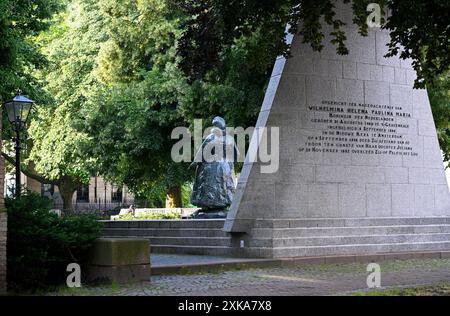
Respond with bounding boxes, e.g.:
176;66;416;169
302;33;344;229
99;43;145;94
292;259;450;274
353;283;450;296
114;211;182;220
43;280;143;296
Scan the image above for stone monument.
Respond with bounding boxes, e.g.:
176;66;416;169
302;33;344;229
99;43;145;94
224;1;450;258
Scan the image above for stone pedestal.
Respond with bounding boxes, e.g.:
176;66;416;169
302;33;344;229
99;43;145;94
86;238;150;284
191;209;228;219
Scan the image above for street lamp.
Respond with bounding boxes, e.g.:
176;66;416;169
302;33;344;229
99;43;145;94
3;89;34;198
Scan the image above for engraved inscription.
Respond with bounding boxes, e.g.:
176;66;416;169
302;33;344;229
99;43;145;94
298;100;418;157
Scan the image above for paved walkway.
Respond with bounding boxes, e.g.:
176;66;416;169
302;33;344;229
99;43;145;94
51;258;450;296
151;254;260;267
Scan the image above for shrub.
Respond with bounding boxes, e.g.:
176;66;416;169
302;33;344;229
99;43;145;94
6;193;103;291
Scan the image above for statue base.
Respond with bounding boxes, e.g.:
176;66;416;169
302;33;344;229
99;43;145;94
190;208;228;219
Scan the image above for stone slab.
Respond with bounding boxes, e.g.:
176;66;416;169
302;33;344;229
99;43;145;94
86;238;151;284
88;238;150;266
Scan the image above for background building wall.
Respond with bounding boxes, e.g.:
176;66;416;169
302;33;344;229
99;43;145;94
18;173;135;211
24;175;41;194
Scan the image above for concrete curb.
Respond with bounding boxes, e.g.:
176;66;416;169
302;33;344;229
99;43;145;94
151;250;450;275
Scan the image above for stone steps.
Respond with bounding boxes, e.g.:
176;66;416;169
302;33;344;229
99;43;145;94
270;241;450;258
101;220;233;255
245;217;450;257
252;224;450;238
103;228;230;238
101;219;225;229
150;245;234;256
150;239;450;258
101;235;233;247
254;217;450;228
248;233;450;248
100;217;450;258
149;237;232;247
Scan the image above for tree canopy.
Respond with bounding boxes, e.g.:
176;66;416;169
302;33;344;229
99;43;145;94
0;0;60;103
175;0;450;89
1;0;449;208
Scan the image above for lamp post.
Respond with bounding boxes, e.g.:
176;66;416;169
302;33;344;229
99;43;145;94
3;89;34;198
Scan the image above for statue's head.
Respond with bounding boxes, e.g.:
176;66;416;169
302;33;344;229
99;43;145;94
212;116;226;130
211;127;222;137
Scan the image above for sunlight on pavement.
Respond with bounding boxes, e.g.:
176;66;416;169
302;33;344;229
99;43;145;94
258;274;330;284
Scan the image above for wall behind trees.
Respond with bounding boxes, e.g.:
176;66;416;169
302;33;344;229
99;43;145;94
0;110;7;294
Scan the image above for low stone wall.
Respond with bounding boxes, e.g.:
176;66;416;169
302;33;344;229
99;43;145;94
86;238;150;284
0;212;6;294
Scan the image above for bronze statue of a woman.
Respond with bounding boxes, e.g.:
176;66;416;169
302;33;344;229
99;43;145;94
190;117;239;218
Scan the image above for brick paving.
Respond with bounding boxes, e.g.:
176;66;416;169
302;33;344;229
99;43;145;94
47;258;450;296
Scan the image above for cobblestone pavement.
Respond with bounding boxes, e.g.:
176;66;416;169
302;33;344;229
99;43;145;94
52;258;450;296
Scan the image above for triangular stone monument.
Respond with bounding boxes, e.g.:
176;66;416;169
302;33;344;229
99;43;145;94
225;1;450;258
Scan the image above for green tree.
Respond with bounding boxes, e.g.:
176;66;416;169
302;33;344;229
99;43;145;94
176;0;449;88
18;0;193;208
83;0;276;204
19;0;449;212
0;0;63;204
81;0;193;206
19;0;106;210
428;73;450;164
0;0;60;102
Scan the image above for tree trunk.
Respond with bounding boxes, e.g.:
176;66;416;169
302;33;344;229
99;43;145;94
58;178;79;211
166;185;182;208
1;152;81;211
